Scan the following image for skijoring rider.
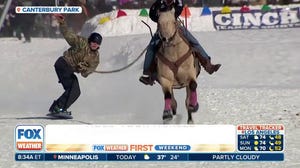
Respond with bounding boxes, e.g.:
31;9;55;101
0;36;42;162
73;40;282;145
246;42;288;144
49;14;101;116
139;0;221;85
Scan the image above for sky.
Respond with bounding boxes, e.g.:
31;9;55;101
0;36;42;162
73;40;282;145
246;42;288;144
0;5;300;168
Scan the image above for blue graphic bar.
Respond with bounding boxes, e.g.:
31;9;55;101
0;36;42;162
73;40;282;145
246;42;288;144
15;153;44;161
154;145;191;151
44;153;106;161
15;153;284;161
189;153;284;161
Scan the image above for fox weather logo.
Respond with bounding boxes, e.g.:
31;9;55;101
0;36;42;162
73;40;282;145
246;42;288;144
15;125;44;151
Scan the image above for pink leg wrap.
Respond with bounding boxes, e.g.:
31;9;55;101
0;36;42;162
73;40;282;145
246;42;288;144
164;99;172;111
189;91;198;106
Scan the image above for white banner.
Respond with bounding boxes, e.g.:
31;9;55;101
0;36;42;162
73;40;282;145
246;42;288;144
45;125;236;153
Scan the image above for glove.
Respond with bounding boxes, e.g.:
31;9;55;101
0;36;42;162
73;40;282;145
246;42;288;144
53;14;65;24
77;61;89;71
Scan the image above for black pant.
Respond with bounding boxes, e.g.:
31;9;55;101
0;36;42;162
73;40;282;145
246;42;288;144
21;23;32;42
54;57;81;110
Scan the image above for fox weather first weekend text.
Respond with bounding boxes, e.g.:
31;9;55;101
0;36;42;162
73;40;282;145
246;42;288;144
15;124;284;162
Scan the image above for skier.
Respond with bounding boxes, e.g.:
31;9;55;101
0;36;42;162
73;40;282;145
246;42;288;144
139;0;221;85
48;14;101;118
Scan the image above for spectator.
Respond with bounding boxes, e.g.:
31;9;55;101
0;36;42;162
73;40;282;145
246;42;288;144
66;0;89;34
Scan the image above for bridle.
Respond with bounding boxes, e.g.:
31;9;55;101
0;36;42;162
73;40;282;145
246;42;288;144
158;21;179;47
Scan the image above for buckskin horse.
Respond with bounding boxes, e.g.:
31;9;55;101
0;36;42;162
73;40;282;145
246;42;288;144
156;9;200;124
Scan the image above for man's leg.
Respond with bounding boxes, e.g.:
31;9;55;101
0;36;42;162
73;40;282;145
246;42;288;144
140;33;160;85
49;57;81;113
22;23;32;43
179;26;221;74
57;74;80;110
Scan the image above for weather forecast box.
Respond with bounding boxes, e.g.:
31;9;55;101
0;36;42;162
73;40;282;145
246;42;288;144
237;124;284;152
44;125;236;153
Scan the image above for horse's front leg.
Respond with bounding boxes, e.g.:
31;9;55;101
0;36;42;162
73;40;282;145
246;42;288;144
160;77;173;121
187;80;199;112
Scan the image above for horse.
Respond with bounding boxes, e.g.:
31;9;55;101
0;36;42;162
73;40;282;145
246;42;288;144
156;9;200;124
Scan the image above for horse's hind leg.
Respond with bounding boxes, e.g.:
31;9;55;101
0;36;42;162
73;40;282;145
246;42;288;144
171;90;177;115
186;80;199;124
186;87;193;124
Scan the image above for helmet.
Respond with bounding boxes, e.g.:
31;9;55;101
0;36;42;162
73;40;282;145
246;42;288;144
163;0;174;6
88;32;102;45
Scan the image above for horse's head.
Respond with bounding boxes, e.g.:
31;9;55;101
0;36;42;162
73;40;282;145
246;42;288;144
158;9;178;44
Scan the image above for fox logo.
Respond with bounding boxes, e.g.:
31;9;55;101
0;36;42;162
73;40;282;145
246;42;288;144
17;129;42;139
15;125;44;151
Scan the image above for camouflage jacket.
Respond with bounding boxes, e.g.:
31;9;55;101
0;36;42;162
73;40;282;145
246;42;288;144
60;22;99;78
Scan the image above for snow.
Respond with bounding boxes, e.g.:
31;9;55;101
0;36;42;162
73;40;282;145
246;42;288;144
0;6;300;168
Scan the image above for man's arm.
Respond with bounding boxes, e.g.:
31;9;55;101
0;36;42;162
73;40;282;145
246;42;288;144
60;21;84;47
79;60;100;78
54;14;82;47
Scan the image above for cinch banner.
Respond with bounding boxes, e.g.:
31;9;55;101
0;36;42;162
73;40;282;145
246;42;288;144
212;7;300;30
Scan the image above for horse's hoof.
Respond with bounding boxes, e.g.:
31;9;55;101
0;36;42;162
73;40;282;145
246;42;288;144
187;119;194;124
162;110;173;120
172;109;177;115
188;103;199;113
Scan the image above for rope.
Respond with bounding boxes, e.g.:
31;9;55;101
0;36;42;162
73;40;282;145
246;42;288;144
93;20;153;74
93;47;147;74
141;20;153;37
